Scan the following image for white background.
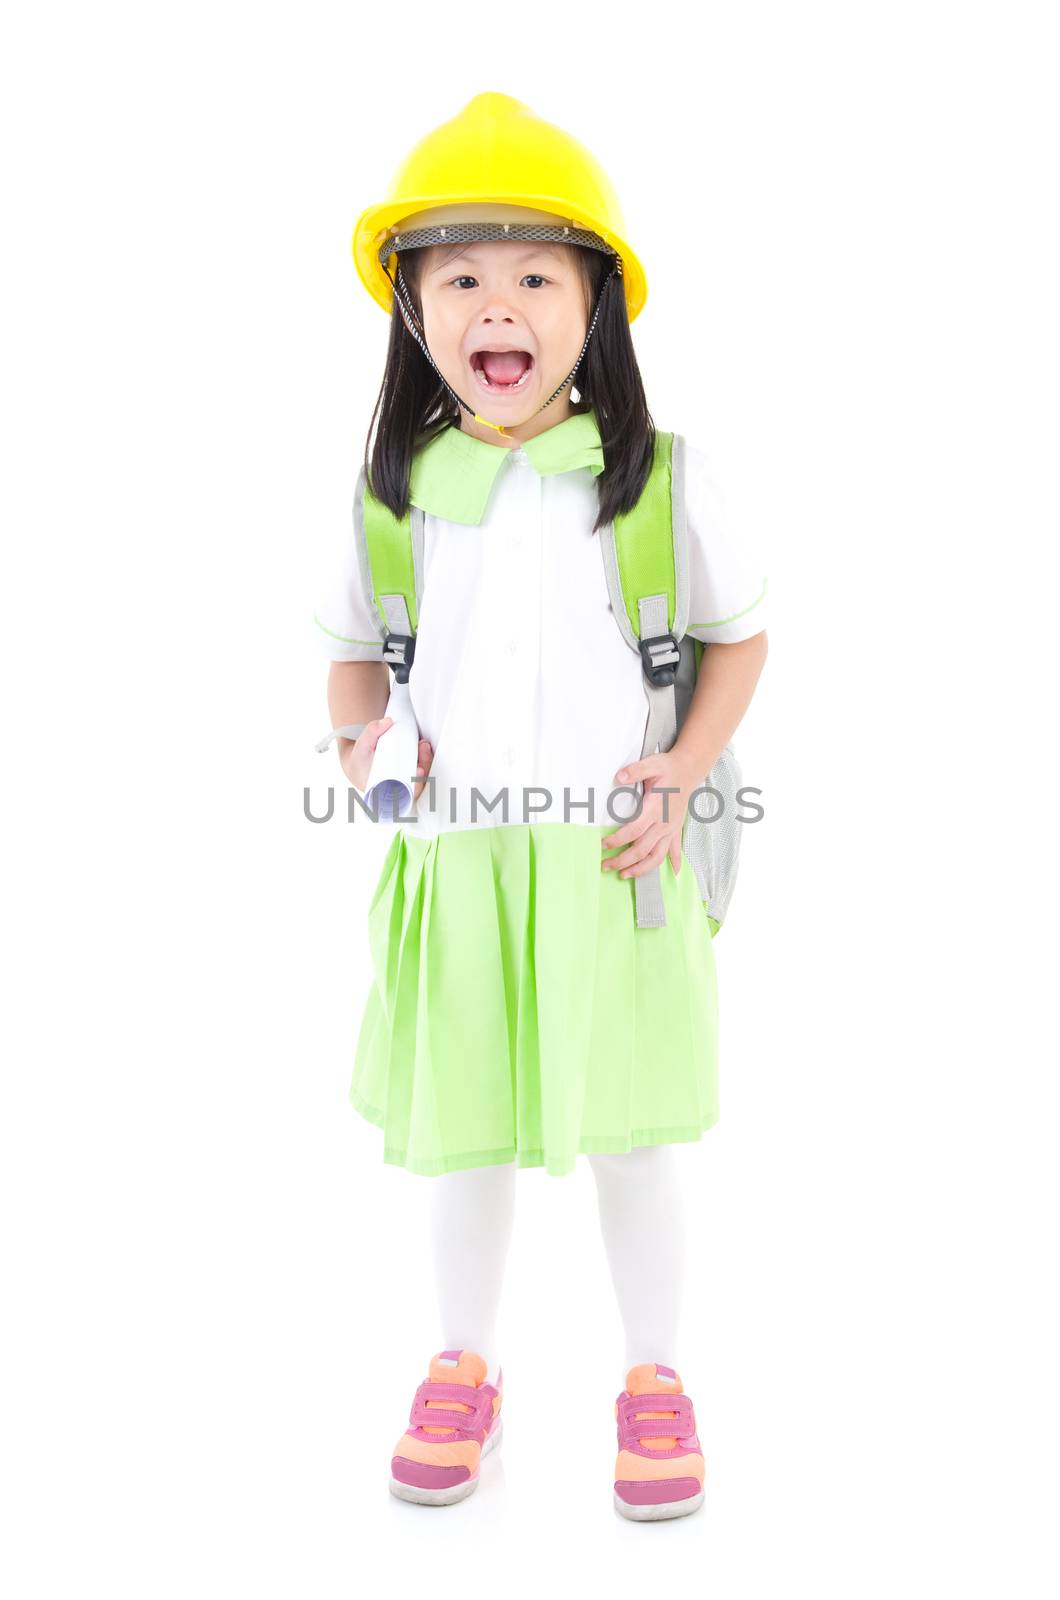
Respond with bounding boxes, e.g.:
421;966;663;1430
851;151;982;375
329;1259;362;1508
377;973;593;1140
3;2;1058;1595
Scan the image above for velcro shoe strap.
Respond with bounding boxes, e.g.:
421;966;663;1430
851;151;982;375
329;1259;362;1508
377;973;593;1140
410;1382;493;1434
619;1393;694;1439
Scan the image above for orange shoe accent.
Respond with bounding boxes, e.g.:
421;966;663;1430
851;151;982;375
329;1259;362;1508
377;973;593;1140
615;1449;706;1485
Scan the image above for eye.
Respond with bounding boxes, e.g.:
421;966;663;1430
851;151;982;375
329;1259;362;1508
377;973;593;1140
447;275;551;289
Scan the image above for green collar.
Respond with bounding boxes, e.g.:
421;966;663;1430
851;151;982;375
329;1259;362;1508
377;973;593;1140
408;409;604;525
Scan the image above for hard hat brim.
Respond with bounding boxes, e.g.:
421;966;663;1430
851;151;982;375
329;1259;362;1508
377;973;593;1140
352;195;648;324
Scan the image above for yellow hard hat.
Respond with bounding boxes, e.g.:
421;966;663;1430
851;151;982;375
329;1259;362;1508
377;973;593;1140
352;92;648;323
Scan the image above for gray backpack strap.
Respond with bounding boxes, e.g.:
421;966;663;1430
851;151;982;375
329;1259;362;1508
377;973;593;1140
633;596;680;929
599;433;690;929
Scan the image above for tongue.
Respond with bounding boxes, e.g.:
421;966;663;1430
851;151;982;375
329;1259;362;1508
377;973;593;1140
428;1349;487;1388
480;350;531;385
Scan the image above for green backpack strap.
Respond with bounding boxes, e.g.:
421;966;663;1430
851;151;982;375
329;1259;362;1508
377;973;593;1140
599;431;692;931
354;465;423;682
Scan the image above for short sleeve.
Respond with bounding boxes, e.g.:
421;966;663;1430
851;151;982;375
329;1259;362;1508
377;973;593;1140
683;442;768;644
311;518;385;663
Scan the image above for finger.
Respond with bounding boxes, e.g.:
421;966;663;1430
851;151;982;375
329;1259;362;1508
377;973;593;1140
613;755;663;785
669;836;682;874
618;838;671;879
603;791;671;852
609;826;665;876
603;785;671;846
602;821;633;849
601;815;653;857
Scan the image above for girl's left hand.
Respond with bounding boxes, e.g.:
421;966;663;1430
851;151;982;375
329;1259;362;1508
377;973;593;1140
601;751;697;879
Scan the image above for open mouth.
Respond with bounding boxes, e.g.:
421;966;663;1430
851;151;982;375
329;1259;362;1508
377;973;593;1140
469;349;535;392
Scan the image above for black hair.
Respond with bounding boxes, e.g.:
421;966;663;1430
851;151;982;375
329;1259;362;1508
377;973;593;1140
362;243;656;534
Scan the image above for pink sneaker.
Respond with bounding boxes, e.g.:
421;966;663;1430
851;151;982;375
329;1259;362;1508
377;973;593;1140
613;1362;706;1520
389;1348;504;1506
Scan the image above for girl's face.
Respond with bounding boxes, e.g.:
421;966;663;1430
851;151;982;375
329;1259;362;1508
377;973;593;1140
416;240;591;442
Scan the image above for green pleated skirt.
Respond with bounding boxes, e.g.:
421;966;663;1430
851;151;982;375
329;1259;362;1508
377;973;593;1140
350;821;720;1178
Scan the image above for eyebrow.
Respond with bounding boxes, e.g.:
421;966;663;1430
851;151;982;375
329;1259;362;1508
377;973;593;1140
429;244;561;273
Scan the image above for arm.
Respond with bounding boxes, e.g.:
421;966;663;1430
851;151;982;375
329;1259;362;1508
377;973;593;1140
325;659;435;801
326;660;391;764
604;631;769;877
670;632;769;785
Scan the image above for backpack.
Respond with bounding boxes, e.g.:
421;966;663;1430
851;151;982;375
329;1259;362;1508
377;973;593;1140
334;430;743;936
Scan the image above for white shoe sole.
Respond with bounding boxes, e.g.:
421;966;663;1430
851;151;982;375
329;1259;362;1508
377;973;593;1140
614;1487;705;1521
389;1416;503;1506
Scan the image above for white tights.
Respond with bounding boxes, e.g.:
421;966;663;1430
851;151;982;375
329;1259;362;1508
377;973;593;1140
427;1146;686;1384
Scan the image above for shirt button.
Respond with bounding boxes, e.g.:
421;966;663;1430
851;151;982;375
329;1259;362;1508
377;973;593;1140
506;640;517;656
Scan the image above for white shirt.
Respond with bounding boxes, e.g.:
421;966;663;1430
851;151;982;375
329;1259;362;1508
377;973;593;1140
313;439;767;839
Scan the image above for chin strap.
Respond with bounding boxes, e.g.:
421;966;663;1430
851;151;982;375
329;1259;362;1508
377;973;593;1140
381;254;619;437
471;412;512;436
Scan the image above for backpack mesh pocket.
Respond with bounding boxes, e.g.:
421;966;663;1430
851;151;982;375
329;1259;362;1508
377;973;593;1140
672;636;743;933
681;744;743;932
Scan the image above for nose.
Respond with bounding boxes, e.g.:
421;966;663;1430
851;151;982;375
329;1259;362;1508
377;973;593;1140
478;296;519;323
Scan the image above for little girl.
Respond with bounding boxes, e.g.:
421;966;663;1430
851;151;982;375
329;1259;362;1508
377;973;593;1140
313;93;769;1521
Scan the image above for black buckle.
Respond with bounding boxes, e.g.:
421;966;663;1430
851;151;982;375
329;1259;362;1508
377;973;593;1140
638;631;681;687
383;632;416;683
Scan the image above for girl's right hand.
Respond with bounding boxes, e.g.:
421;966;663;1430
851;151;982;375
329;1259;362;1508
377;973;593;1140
339;719;435;803
339;716;393;793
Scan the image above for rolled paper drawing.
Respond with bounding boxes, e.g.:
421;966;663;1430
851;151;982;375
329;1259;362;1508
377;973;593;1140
363;678;421;821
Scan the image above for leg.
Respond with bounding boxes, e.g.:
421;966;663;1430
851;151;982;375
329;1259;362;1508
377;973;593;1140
587;1144;686;1373
429;1159;517;1385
